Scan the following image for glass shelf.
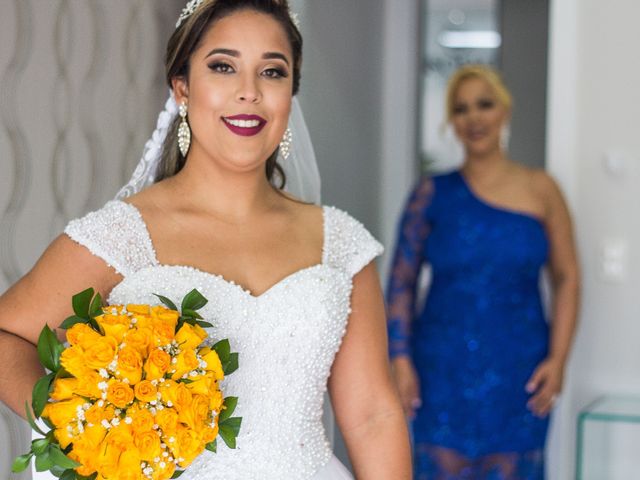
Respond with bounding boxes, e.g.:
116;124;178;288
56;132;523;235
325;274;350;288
576;395;640;480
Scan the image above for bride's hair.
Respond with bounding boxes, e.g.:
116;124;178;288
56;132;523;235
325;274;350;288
157;0;303;184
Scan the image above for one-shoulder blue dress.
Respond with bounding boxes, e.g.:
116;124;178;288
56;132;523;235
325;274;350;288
387;171;549;479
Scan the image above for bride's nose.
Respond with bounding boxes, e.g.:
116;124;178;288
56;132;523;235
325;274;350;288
236;74;262;103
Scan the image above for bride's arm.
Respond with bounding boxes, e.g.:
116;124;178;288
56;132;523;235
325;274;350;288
328;262;412;479
0;235;120;418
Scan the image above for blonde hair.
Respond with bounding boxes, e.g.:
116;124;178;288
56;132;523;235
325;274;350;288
445;64;512;122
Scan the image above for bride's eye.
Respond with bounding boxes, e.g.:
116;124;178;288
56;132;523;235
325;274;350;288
262;67;288;79
208;62;235;74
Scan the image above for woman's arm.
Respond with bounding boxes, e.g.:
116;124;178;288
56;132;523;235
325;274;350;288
526;172;580;417
0;234;120;418
329;262;412;479
386;178;433;417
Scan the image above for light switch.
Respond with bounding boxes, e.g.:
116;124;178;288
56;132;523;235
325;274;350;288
600;238;628;283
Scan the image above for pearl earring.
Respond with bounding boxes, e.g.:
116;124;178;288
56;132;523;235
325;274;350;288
178;102;191;157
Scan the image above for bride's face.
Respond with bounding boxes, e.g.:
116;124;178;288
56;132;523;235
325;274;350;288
173;9;293;172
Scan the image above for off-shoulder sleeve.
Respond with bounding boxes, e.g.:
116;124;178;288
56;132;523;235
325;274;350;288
323;206;384;278
386;178;434;359
64;200;158;277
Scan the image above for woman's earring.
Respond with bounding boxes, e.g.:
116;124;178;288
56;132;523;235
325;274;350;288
279;128;292;160
500;123;511;151
178;102;191;157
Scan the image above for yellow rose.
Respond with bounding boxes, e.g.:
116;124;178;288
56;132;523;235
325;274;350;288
178;394;210;431
151;305;179;329
84;336;118;370
174;426;204;467
151;320;175;347
134;380;158;403
85;403;116;426
116;449;143;480
171;348;199;380
106;380;134;408
199;347;225;381
97;424;135;477
155;407;178;436
184;373;212;397
116;346;143;385
130;407;155;432
54;425;75;449
66;323;102;348
81;423;108;449
160;380;193;413
201;423;219;444
95;309;130;344
151;457;176;480
42;396;84;427
69;440;98;477
175;323;207;350
158;379;180;406
144;348;171;381
75;370;103;399
123;326;153;357
127;304;153;329
60;345;89;378
50;377;78;401
134;430;162;461
209;389;224;413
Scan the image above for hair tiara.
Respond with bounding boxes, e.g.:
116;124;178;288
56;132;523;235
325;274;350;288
175;0;300;29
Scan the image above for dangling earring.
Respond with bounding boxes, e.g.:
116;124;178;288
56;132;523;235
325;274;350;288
279;128;292;160
500;123;511;151
178;102;191;157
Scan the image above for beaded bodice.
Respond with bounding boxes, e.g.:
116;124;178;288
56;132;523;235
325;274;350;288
64;201;383;479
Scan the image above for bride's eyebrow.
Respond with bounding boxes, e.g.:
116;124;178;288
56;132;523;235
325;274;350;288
204;48;289;66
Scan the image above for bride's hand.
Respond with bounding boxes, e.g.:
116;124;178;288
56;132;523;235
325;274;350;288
392;356;421;419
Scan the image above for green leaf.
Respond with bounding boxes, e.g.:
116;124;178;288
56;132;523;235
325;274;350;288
25;401;46;435
32;438;50;455
11;453;33;473
171;470;186;479
89;292;103;318
179;378;194;384
37;325;64;372
49;444;81;469
32;372;56;418
219;397;238;422
181;289;208;312
154;294;178;311
205;439;217;453
196;320;214;329
222;352;239;376
59;470;77;480
35;448;53;472
60;315;88;330
218;417;242;449
182;308;203;320
72;288;94;318
48;463;67;477
213;339;230;362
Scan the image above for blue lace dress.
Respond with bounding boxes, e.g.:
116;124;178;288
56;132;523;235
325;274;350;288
387;171;549;479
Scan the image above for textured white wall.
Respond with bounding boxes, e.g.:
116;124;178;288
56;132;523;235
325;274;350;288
0;1;180;479
547;0;640;478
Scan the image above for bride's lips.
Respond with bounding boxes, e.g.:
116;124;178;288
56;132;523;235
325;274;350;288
222;114;267;137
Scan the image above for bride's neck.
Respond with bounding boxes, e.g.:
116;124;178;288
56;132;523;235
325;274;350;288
165;161;278;219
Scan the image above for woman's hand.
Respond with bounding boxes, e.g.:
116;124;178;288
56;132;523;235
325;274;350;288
525;357;564;417
392;356;421;419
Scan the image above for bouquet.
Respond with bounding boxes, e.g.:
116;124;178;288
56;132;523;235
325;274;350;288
13;287;241;480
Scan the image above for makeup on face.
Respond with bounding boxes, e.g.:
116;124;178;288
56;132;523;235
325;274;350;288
222;113;267;136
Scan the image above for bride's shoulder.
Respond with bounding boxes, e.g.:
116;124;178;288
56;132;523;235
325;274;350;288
319;205;384;277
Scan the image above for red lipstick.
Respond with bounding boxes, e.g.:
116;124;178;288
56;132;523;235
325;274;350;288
222;114;267;137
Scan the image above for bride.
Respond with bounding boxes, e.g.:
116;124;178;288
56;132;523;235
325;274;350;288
0;0;411;478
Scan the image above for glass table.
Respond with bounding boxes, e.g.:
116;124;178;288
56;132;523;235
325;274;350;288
576;395;640;479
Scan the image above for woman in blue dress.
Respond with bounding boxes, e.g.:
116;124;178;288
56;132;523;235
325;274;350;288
387;65;580;479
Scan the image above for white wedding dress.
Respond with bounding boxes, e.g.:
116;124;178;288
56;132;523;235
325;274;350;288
64;200;383;480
